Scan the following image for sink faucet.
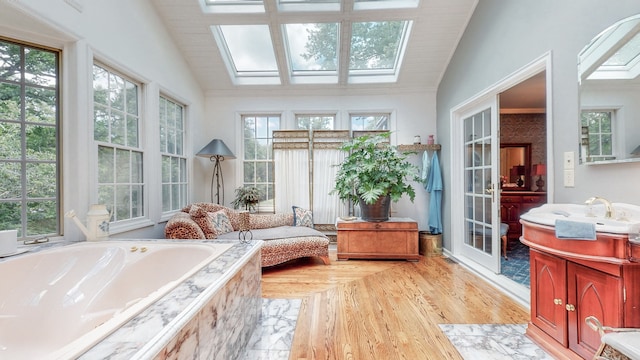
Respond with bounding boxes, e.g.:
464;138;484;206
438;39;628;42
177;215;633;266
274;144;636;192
585;196;614;219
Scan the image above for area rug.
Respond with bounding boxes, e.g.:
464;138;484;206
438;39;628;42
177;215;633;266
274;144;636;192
241;298;301;360
439;324;554;360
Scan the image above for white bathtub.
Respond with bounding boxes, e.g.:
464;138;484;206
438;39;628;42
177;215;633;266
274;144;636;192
0;240;233;360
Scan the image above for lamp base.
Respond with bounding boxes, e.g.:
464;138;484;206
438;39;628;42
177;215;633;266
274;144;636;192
535;176;545;192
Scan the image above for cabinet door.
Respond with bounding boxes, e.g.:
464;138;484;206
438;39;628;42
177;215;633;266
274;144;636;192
567;262;622;359
530;250;567;346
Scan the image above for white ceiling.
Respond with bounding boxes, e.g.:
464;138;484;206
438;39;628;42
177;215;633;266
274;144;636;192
150;0;479;96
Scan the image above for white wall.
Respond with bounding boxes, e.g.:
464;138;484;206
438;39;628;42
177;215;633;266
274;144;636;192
201;91;437;229
0;0;205;240
437;0;640;249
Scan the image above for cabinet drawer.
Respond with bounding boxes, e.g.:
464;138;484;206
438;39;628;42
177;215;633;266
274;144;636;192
501;196;520;203
523;196;545;204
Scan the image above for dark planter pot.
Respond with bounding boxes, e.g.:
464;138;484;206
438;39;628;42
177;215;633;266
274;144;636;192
359;195;391;222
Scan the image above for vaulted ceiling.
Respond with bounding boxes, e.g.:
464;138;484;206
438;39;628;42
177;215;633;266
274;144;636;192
150;0;478;95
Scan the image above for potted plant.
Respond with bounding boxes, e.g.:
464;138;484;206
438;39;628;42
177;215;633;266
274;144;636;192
231;186;261;212
332;132;420;222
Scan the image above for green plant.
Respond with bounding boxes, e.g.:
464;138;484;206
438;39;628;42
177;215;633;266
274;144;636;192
231;186;261;211
332;132;420;205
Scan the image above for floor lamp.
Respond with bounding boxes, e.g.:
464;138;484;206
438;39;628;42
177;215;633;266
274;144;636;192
197;139;236;204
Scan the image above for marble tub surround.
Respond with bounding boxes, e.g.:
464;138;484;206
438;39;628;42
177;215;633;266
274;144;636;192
76;239;262;360
440;324;553;359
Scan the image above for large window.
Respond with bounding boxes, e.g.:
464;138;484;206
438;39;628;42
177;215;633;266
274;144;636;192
0;39;59;238
93;64;143;222
581;110;614;161
159;95;187;213
242;115;280;211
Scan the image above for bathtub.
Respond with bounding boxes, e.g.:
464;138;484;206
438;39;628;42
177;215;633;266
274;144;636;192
0;240;234;359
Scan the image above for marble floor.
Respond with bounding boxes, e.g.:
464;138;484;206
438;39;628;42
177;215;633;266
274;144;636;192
242;299;553;360
440;324;554;360
241;298;301;360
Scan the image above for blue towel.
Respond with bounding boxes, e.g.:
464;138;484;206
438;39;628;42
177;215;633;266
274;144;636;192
426;152;443;234
555;219;597;240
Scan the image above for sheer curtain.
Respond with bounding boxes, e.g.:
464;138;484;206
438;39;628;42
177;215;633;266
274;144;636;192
312;145;347;224
273;131;310;214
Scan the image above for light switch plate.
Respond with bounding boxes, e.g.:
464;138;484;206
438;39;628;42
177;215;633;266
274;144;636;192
564;169;575;187
564;151;575;169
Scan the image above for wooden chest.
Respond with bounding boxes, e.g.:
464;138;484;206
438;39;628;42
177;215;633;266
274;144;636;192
336;217;419;261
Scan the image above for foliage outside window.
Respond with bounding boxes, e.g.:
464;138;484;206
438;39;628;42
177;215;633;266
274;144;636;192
350;113;389;131
295;114;334;130
159;95;187;212
0;39;59;238
581;110;614;161
93;64;143;222
242;115;279;212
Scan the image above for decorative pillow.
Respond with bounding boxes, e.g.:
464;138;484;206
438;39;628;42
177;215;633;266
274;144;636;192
189;204;217;239
292;206;313;228
208;210;233;235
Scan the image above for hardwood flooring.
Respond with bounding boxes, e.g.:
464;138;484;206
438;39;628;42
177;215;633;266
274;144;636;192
261;249;529;360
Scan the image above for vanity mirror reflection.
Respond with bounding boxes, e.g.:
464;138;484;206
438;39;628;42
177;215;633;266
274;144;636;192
578;13;640;164
500;143;531;191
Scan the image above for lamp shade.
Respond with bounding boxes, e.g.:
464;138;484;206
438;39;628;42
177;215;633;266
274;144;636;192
533;163;546;176
196;139;236;159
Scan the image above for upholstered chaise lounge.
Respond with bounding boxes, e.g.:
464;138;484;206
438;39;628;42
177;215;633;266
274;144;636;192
164;202;330;267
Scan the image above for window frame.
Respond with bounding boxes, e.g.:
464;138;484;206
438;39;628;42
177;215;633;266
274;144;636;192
241;114;280;213
581;109;616;162
0;38;61;239
159;94;188;214
92;63;145;227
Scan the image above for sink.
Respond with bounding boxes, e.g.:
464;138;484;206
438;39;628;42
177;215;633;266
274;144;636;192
520;203;640;235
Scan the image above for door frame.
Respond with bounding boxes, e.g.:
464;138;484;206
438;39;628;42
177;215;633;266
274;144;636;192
449;52;554;304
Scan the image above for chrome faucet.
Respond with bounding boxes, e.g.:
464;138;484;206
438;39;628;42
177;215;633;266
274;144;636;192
585;196;614;219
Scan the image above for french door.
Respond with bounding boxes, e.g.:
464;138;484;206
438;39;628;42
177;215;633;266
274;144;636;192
453;98;501;273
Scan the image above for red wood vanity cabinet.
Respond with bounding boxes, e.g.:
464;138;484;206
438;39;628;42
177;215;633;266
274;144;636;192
522;220;640;360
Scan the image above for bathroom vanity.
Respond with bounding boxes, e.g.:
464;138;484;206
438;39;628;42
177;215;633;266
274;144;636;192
521;218;640;359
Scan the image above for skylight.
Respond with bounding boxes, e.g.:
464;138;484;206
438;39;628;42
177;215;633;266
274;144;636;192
205;0;415;86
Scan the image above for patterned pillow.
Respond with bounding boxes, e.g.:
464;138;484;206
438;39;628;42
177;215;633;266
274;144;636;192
292;206;313;228
208;210;233;235
189;204;217;239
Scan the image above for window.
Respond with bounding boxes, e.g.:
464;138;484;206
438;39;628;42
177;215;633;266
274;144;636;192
159;96;187;213
0;39;60;238
93;64;144;222
242;115;279;211
350;113;389;131
581;110;614;161
295;114;334;130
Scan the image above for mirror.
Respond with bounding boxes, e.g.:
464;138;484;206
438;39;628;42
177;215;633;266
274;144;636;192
500;143;531;191
578;14;640;164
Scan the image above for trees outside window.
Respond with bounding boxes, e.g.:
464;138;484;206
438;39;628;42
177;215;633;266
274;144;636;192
93;64;144;222
242;115;279;212
0;39;59;238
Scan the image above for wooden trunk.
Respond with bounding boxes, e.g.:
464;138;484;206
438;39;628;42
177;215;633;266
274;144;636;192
336;217;419;261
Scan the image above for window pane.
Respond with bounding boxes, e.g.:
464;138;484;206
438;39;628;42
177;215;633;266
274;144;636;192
98;146;114;183
116;149;130;183
131;151;143;183
26;200;57;236
24;48;57;87
0;122;21;159
219;25;278;73
284;23;338;72
0;83;21;120
159;96;186;212
26;162;57;198
0;162;21;198
0;42;21;82
350;21;405;70
26;125;56;161
0;202;21;234
127;115;138;148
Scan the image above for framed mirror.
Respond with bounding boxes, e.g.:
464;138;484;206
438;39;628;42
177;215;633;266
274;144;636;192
500;143;531;191
578;13;640;165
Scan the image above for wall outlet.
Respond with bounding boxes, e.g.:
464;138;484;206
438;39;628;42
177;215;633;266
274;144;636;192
564;169;575;187
564;151;575;170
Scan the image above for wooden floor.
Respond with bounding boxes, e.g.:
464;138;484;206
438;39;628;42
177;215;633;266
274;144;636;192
261;249;530;360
